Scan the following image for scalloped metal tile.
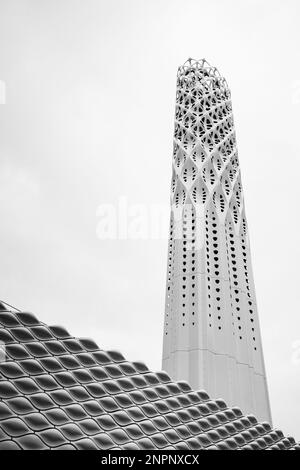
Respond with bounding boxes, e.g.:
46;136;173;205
0;303;298;450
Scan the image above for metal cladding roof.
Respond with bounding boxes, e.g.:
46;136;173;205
0;303;298;450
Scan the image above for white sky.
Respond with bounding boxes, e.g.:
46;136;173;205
0;0;299;439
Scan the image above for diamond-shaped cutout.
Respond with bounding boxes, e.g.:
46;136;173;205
181;159;198;186
191;143;206;166
173;146;186;170
202;161;217;186
212;187;227;215
173;180;186;209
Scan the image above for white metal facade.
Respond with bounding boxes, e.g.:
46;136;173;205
162;59;272;424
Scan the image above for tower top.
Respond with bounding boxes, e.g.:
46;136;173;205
177;58;229;92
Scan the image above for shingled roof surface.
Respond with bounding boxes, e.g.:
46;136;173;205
0;303;298;451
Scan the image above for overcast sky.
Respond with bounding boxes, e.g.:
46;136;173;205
0;0;299;439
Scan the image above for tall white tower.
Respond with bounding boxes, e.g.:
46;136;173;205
162;59;272;423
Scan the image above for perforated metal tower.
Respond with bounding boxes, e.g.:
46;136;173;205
162;59;272;424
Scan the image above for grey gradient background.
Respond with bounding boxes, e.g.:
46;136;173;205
0;0;299;439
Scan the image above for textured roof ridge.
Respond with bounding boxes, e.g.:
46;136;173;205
0;305;298;450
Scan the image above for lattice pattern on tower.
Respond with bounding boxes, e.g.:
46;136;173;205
172;58;245;229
